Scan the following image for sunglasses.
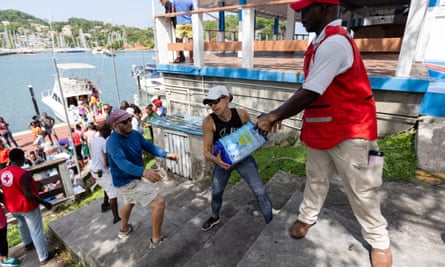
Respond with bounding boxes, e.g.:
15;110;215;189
207;96;226;106
118;118;132;124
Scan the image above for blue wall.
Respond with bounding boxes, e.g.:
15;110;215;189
157;64;445;117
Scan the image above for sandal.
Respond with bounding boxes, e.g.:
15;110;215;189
118;222;139;239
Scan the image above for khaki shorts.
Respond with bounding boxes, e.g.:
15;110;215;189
95;171;118;199
117;179;158;206
176;24;193;39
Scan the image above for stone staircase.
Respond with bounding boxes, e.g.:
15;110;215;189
48;171;445;267
48;171;302;266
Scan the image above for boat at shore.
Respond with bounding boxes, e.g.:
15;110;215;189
54;47;90;53
0;48;17;56
131;63;165;96
41;63;100;124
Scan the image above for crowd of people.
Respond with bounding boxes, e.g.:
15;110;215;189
0;95;169;265
0;0;394;266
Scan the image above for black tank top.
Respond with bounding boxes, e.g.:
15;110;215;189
211;108;243;144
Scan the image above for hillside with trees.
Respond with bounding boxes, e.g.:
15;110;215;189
0;9;154;49
1;9;284;50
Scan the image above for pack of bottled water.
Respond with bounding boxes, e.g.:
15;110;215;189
213;121;267;165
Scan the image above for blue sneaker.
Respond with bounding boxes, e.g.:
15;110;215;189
1;257;20;266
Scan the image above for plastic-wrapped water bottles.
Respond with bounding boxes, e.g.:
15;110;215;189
213;121;267;165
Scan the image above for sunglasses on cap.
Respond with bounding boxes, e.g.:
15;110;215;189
207;96;226;106
118;118;132;124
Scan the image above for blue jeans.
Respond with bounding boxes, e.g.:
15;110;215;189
12;207;48;262
211;156;273;223
1;132;18;147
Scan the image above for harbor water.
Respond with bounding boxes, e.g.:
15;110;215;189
0;50;156;133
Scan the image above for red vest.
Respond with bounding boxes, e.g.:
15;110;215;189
300;26;377;149
0;166;39;213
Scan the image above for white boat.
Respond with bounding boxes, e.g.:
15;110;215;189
41;63;100;123
91;47;104;54
131;64;165;96
102;48;115;57
54;47;90;53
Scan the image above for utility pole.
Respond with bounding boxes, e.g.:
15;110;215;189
28;85;40;116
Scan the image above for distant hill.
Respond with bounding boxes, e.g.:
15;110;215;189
0;9;49;27
0;9;154;49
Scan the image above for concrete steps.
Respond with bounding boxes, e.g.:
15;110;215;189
134;171;303;267
182;171;304;267
237;190;370;267
48;171;303;266
27;171;445;266
48;177;212;267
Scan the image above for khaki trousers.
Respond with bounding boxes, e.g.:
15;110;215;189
298;139;390;249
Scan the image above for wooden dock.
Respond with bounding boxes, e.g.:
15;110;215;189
11;124;72;155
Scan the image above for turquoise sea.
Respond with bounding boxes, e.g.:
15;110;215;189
0;50;156;133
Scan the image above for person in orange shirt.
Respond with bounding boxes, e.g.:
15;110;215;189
0;140;9;170
28;116;43;140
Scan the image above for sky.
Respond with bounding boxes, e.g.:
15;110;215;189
0;0;164;29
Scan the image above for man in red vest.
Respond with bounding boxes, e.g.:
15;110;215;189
0;148;56;265
255;1;392;266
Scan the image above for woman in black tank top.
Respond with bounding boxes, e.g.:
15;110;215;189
201;86;273;231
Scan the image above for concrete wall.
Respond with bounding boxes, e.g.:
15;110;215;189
152;74;445;174
416;116;445;173
162;74;422;142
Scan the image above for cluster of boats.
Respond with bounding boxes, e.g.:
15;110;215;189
41;62;163;123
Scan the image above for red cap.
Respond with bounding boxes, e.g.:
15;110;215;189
290;0;339;11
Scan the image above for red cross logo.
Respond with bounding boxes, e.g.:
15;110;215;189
0;171;14;187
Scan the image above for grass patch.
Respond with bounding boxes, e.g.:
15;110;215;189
377;131;417;181
229;131;417;183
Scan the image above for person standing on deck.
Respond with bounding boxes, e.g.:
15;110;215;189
255;1;392;267
106;109;179;249
160;0;185;61
28;116;46;154
0;117;18;148
40;112;58;146
173;0;194;63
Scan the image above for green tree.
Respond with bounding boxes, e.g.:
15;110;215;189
0;9;158;49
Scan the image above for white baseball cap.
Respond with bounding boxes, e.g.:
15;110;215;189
203;85;232;105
